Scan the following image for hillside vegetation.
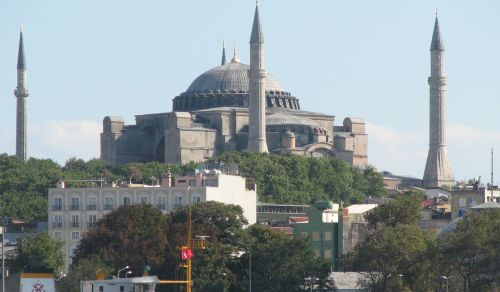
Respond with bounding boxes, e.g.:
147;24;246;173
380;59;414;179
0;152;386;221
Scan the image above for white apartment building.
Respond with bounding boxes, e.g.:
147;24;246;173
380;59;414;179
48;170;257;269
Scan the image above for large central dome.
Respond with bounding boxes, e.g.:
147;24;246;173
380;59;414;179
186;62;285;93
173;60;300;112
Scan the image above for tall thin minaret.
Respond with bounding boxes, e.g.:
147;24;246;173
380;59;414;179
247;3;268;152
14;26;30;161
423;16;454;188
221;40;226;65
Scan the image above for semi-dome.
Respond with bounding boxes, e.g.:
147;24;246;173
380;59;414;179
186;62;285;93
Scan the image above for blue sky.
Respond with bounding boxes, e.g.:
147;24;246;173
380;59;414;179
1;0;500;183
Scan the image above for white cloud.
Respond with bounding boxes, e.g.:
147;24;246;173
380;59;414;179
366;121;500;183
29;120;101;164
366;122;426;177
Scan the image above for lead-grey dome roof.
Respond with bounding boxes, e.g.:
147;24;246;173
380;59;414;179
186;63;285;93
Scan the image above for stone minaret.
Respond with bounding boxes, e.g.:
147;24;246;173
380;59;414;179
423;16;454;188
14;27;30;161
247;4;268;152
221;40;226;65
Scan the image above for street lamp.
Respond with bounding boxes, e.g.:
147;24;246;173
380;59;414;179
117;265;129;278
440;275;454;292
125;271;132;278
56;274;67;281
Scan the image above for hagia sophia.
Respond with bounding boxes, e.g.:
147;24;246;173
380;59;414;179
99;5;368;167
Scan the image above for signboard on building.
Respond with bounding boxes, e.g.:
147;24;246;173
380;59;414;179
19;273;55;292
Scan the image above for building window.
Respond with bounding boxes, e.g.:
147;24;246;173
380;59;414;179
52;197;63;211
54;231;62;240
174;197;183;209
458;209;466;218
88;215;97;228
204;179;218;187
300;232;308;239
140;197;148;204
189;180;197;187
467;198;476;206
314;249;320;257
191;196;201;204
70;197;80;211
324;249;332;259
324;231;332;241
52;215;63;228
123;197;131;206
99;286;104;292
458;198;466;207
87;197;97;210
104;197;114;210
312;231;320;241
71;231;80;240
70;215;80;228
156;197;167;210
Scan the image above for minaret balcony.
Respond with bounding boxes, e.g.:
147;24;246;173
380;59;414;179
14;88;29;97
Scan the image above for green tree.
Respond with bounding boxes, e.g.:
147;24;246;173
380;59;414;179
215;151;386;205
11;233;64;275
365;193;422;228
230;225;335;292
73;204;167;276
164;202;248;291
345;224;433;292
439;209;500;291
0;191;47;222
56;255;112;292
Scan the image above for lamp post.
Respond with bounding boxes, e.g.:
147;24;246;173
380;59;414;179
2;217;8;292
440;275;454;292
117;265;129;278
125;271;132;278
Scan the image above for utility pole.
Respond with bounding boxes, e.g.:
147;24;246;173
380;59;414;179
2;217;8;292
249;245;252;292
491;148;494;200
187;207;192;292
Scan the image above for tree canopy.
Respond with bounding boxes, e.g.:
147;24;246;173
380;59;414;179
11;233;65;275
73;201;335;291
73;204;167;276
0;152;386;222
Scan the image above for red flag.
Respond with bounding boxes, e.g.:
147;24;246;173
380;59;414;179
182;249;194;260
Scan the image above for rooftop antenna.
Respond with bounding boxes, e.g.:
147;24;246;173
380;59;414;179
491;148;494;200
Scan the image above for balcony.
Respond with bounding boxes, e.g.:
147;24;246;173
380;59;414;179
69;222;80;228
51;222;63;228
156;204;167;210
103;204;114;210
87;222;97;228
52;205;63;211
173;203;182;209
86;205;97;211
69;205;80;211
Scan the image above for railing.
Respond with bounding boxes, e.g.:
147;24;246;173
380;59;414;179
69;205;80;211
86;205;97;211
87;222;97;228
69;222;80;228
52;222;63;228
52;205;63;211
103;204;114;210
173;203;182;209
156;204;167;210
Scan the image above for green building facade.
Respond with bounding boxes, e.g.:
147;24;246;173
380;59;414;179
293;201;343;271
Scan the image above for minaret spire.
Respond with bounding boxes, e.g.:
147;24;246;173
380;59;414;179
14;26;30;161
423;15;454;188
221;40;226;65
247;3;268;152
